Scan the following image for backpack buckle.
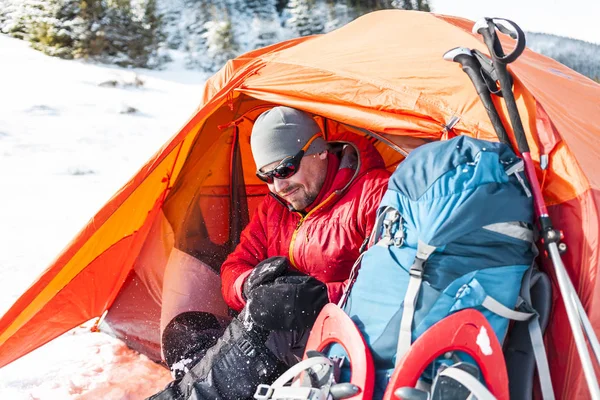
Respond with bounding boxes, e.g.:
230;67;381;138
505;160;532;198
409;256;426;278
382;210;403;246
516;298;538;318
409;265;424;278
393;234;404;247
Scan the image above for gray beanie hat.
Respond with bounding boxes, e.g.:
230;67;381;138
251;106;328;171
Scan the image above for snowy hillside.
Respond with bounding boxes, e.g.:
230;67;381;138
527;32;600;81
0;34;205;399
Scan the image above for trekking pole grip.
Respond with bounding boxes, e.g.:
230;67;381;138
443;47;511;147
473;18;530;154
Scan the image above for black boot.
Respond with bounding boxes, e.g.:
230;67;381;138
148;314;288;400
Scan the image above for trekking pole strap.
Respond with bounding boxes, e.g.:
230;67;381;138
438;367;497;400
395;241;436;365
471;49;505;96
474;18;529;154
472;18;526;64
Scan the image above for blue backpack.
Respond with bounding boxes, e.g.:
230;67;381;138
331;136;536;397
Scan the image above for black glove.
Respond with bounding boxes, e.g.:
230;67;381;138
247;275;329;331
242;256;290;300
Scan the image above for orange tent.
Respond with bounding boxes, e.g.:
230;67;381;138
1;10;599;398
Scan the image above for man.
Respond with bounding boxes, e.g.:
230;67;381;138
149;106;390;400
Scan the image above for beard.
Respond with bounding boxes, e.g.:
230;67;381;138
276;155;329;211
280;185;318;211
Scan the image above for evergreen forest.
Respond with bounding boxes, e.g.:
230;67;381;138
0;0;598;82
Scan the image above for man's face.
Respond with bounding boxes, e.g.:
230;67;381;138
262;152;328;211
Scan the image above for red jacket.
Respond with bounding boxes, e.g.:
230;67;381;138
221;131;391;311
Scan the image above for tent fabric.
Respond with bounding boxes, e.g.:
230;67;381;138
1;10;599;398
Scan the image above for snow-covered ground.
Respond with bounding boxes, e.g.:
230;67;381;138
0;35;208;399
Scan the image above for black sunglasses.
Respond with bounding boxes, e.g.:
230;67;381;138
256;132;323;184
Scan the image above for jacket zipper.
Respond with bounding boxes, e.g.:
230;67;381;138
287;141;362;267
288;193;337;268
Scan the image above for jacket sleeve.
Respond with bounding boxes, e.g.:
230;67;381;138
220;198;270;311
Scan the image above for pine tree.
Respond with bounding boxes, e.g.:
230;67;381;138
275;0;289;14
5;0;104;59
391;0;430;11
141;0;169;67
227;0;254;53
203;11;239;71
182;0;212;69
5;0;55;41
324;0;354;32
102;0;139;65
5;0;162;67
44;0;95;58
246;0;280;49
287;0;325;37
246;0;278;19
415;0;430;11
88;0;163;67
156;0;185;49
251;16;281;49
0;0;15;33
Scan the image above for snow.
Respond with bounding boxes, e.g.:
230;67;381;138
0;34;208;399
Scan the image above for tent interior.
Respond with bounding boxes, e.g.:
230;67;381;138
102;95;418;362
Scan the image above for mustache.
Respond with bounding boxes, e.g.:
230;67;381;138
278;185;301;196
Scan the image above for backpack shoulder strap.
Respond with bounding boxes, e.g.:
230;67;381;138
519;268;555;400
396;240;437;365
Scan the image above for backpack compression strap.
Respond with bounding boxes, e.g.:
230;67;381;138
396;240;437;364
339;206;404;307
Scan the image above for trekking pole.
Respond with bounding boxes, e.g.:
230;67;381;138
446;43;561;400
443;48;510;145
473;17;600;399
443;47;511;147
